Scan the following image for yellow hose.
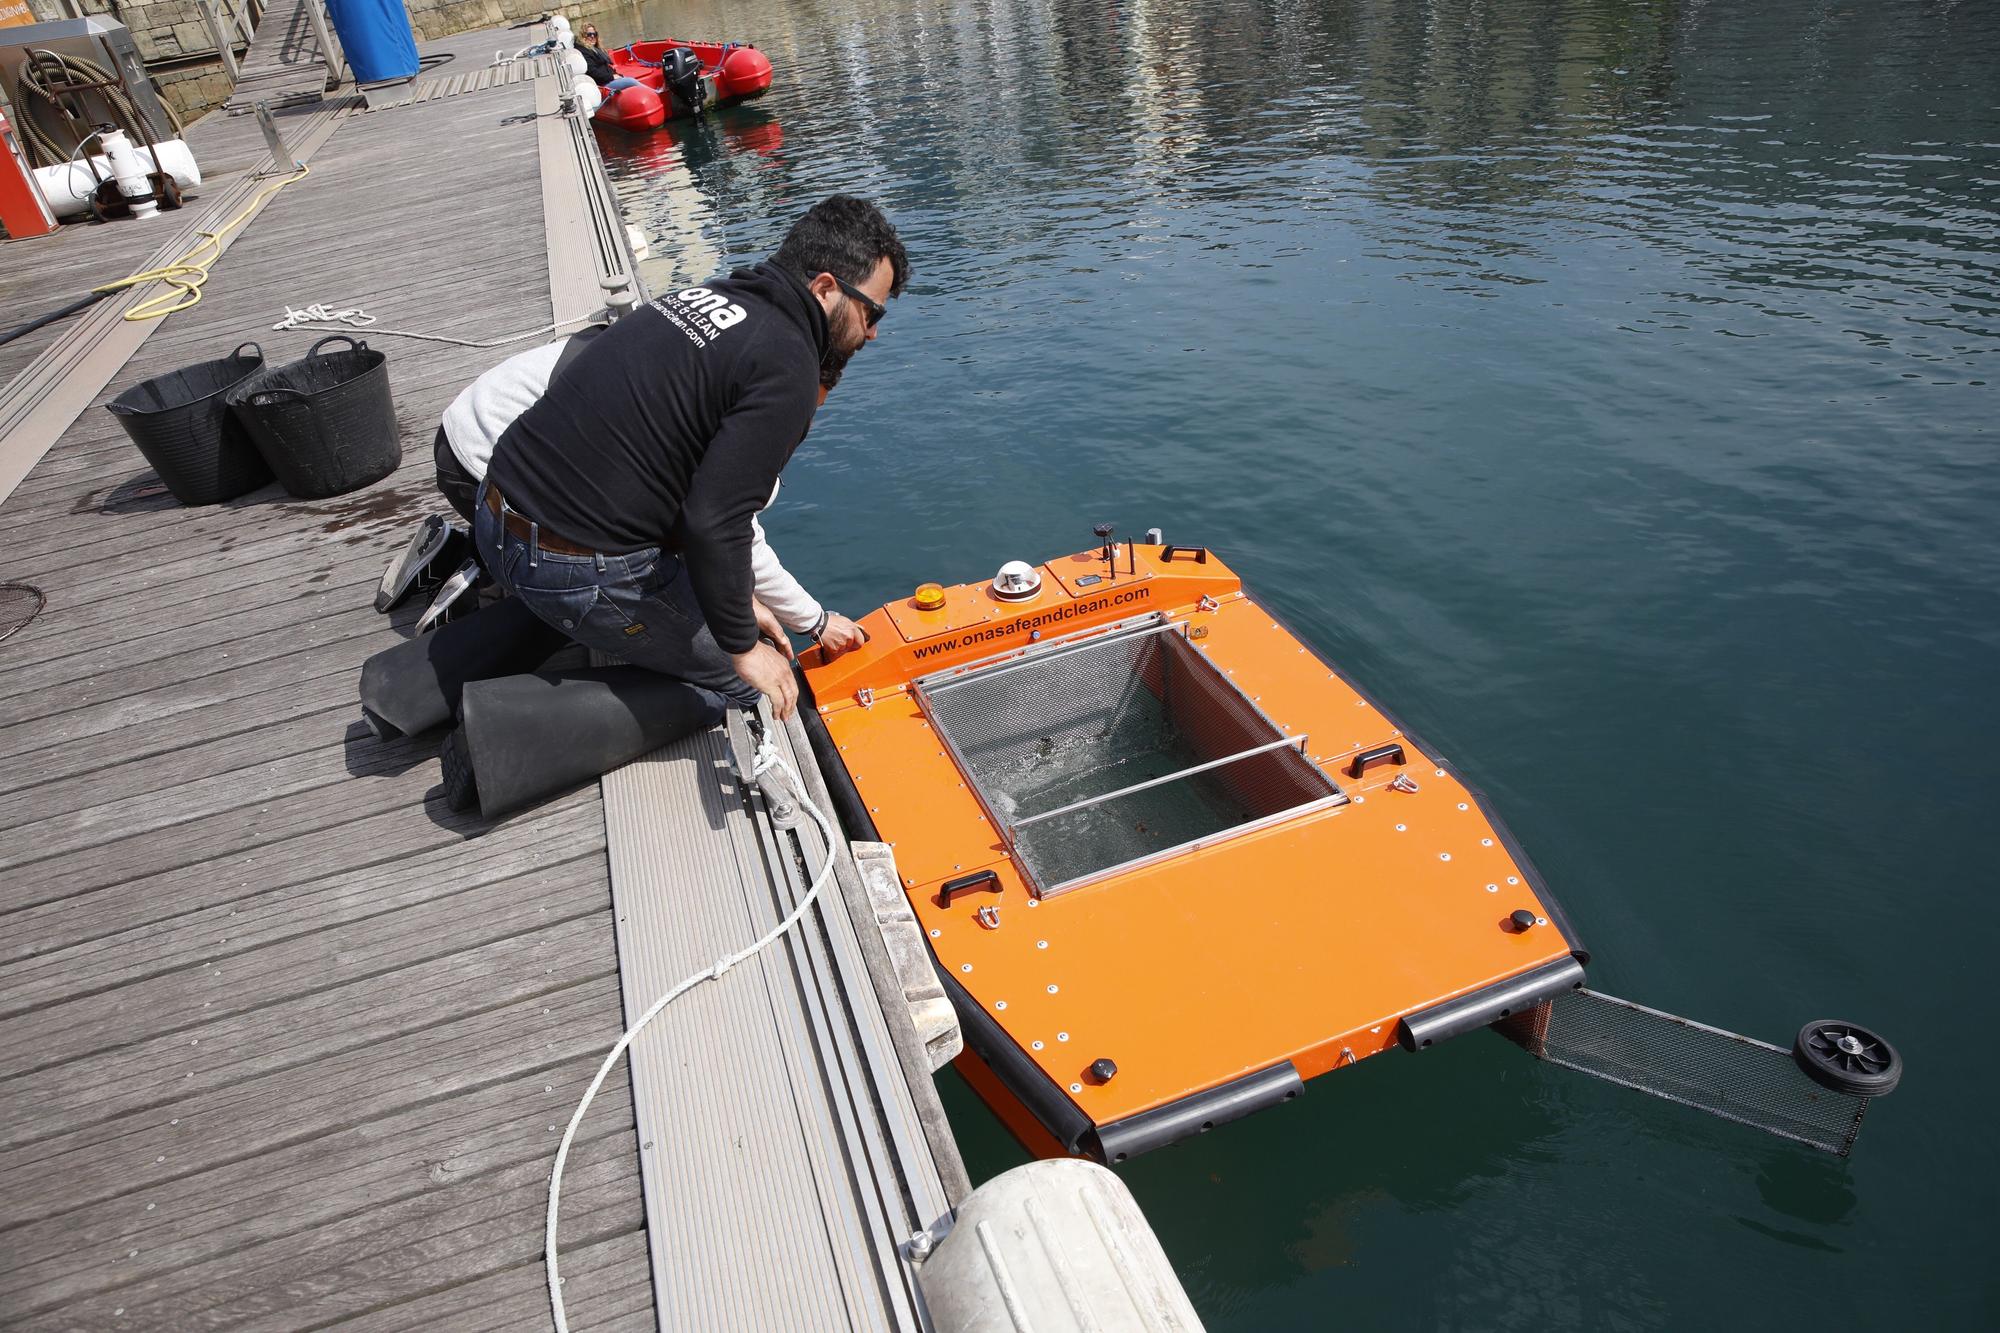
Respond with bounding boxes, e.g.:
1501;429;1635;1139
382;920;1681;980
92;163;311;322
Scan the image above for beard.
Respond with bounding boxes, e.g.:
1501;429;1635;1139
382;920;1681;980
818;298;867;390
818;339;854;391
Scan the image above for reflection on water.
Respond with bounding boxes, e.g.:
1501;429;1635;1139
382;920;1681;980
580;1;1996;1328
595;112;786;285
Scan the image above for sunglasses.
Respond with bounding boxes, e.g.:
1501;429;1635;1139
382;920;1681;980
834;276;886;328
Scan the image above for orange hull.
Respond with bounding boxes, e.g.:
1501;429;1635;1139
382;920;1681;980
802;543;1585;1162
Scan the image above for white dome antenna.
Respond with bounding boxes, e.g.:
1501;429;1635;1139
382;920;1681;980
992;561;1042;602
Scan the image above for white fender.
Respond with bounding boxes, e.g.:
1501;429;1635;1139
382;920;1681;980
34;137;201;220
570;77;603;115
561;48;587;76
918;1160;1204;1331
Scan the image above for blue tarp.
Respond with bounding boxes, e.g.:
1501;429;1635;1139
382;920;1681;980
323;0;419;84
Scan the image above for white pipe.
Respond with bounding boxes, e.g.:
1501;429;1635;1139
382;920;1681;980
97;128;159;219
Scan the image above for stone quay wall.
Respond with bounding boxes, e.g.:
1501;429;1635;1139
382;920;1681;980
20;0;564;121
405;0;548;46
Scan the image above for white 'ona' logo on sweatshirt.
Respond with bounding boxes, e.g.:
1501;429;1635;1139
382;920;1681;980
676;287;747;330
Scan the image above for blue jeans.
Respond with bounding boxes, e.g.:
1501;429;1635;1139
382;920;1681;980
603;76;641;92
473;481;756;714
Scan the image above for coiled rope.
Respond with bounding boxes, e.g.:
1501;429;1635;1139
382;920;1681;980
11;50;184;169
272;302;600;348
544;734;835;1332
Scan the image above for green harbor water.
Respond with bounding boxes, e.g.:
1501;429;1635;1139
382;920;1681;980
582;0;1997;1325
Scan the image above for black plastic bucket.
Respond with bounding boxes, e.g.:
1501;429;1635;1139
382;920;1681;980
228;335;401;499
104;342;273;505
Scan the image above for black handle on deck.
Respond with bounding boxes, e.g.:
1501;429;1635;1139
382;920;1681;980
1348;742;1406;779
1161;545;1209;564
939;868;1002;906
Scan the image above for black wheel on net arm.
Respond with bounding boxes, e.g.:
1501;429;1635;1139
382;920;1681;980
1794;1020;1902;1097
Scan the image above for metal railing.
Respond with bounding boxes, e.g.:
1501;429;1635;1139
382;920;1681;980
1011;735;1317;830
196;0;242;78
209;0;346;94
299;0;345;89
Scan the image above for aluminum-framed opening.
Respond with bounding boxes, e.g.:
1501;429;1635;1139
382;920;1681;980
915;619;1345;897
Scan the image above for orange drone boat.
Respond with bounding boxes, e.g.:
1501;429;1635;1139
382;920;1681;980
800;533;1591;1161
799;529;1902;1163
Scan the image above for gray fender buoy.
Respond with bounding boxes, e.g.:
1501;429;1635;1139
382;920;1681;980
452;667;726;819
359;597;570;738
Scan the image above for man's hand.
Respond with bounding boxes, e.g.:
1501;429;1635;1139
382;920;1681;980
816;613;870;658
731;642;798;721
752;598;793;659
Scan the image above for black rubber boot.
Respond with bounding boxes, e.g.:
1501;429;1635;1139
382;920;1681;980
357;597;571;738
456;667;727;820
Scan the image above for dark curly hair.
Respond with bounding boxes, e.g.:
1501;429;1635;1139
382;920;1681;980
772;195;909;296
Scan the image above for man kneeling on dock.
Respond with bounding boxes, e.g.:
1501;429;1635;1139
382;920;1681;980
470;195;906;723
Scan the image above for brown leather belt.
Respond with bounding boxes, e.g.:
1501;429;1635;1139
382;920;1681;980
483;483;597;557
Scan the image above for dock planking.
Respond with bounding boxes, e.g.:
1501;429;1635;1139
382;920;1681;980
0;27;654;1329
1;15;968;1329
0;93;345;403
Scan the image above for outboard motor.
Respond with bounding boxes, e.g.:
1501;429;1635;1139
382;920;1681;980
661;47;708;117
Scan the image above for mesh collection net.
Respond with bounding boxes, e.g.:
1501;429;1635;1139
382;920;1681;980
918;624;1342;893
1496;988;1869;1156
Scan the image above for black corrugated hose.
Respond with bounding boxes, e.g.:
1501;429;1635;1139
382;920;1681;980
0;291;110;348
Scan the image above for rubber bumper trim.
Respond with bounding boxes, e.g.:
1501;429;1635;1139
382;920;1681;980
1396;956;1586;1052
797;668;882;842
1081;1062;1303;1164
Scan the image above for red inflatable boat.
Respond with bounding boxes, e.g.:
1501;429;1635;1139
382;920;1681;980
592;38;774;132
595;84;668;132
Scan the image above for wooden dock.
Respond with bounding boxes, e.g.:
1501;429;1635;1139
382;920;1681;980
0;21;962;1331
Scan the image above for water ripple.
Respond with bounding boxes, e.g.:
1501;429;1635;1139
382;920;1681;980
584;0;1998;1328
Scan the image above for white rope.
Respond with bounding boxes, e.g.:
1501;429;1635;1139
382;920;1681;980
545;736;833;1333
271;302;598;348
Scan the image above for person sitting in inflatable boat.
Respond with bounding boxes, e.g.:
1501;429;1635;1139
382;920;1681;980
575;23;642;93
516;13;640;94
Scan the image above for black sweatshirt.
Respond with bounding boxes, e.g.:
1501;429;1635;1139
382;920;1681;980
487;262;827;655
576;43;616;85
